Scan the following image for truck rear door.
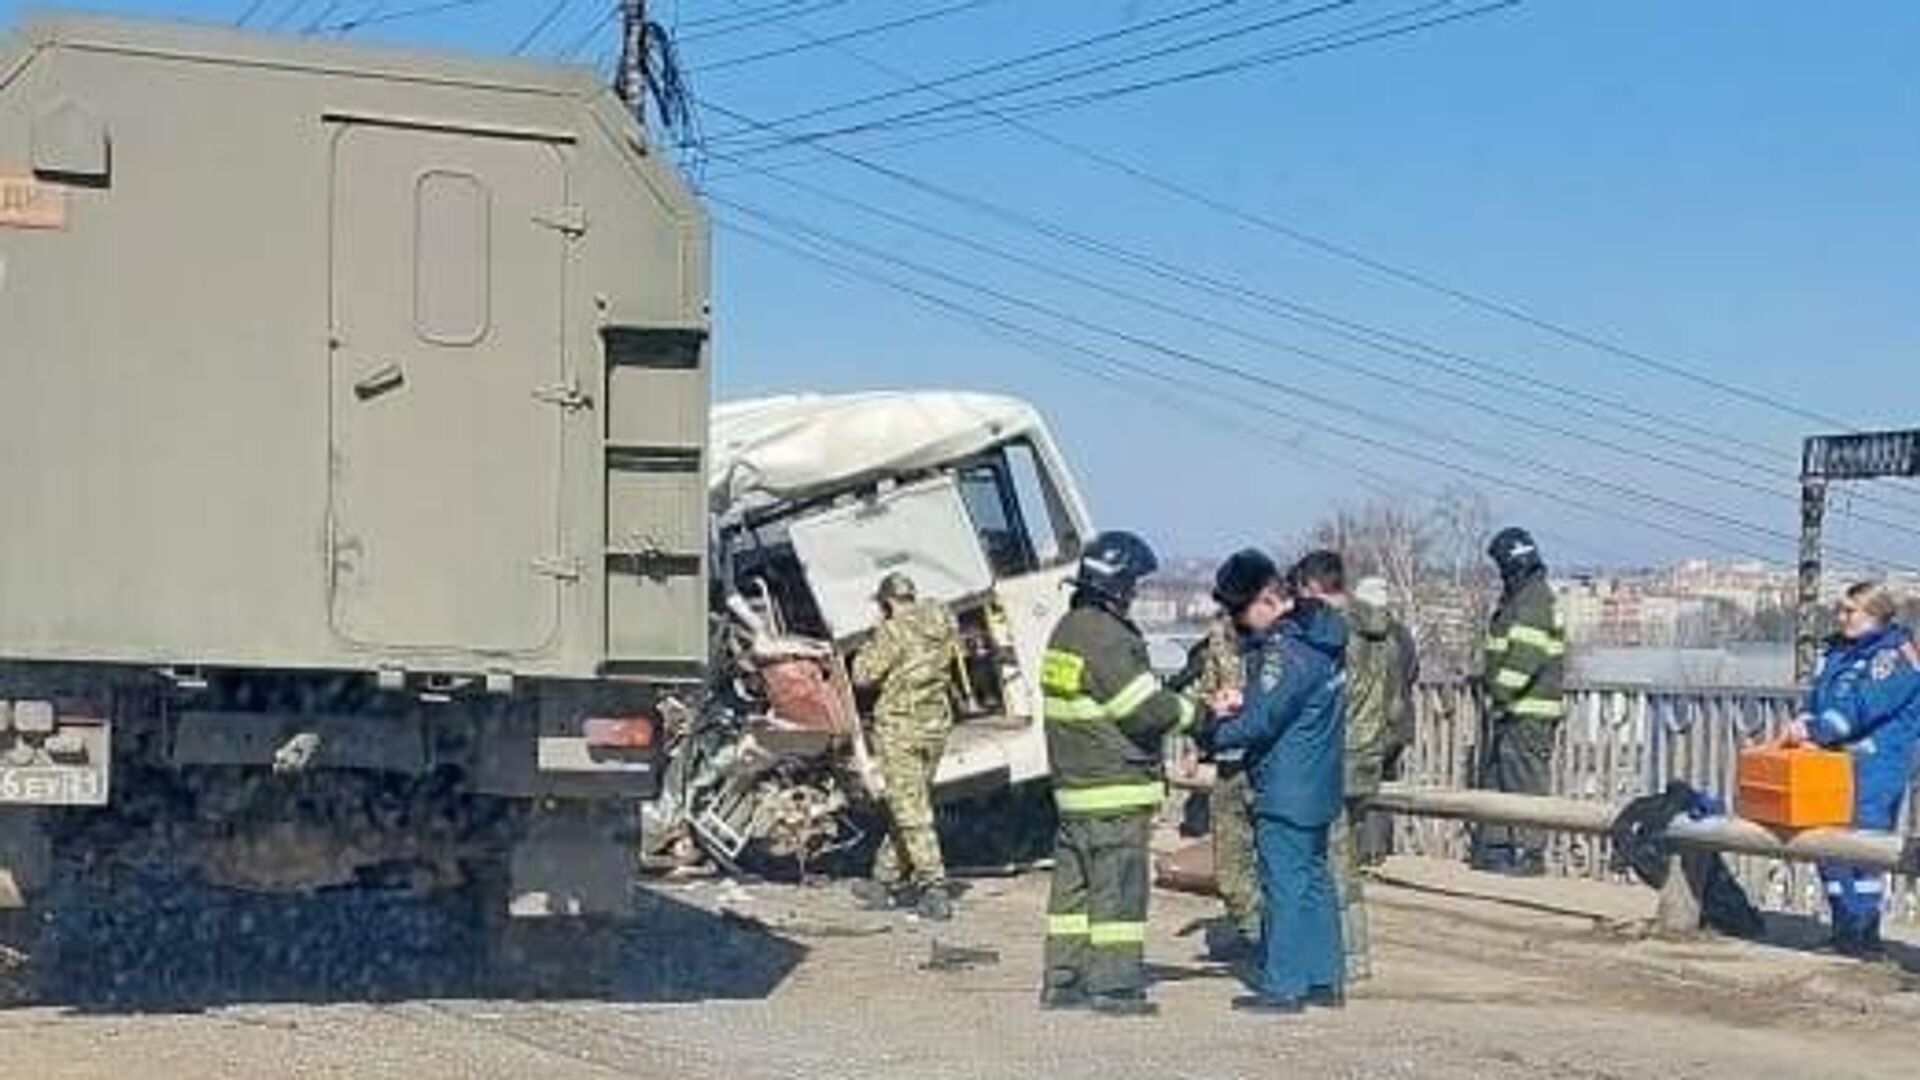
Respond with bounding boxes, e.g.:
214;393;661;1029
326;120;569;655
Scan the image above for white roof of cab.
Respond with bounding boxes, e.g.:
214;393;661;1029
710;390;1088;523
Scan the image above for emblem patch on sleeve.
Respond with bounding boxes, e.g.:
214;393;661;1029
1871;649;1899;681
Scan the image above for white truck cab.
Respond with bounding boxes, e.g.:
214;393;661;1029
709;391;1095;793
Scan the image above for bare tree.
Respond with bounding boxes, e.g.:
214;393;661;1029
1295;485;1498;679
1421;485;1497;677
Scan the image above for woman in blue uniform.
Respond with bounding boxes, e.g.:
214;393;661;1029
1784;581;1920;958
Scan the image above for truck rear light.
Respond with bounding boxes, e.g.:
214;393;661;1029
583;716;655;750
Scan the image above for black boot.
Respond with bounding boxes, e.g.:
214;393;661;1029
1089;990;1159;1017
1039;986;1090;1011
850;880;907;911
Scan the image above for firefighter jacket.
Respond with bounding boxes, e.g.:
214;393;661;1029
1482;570;1566;724
1042;601;1196;818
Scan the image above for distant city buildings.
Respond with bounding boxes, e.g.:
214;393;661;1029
1137;557;1920;671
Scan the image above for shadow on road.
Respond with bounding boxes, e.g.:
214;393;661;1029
4;872;808;1013
1755;911;1920;977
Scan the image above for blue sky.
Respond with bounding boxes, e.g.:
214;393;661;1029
9;0;1917;568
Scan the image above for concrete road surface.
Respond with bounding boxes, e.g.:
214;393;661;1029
2;857;1915;1079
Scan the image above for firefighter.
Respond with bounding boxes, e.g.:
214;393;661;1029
1473;527;1566;876
1784;581;1920;958
1039;530;1196;1017
851;571;962;921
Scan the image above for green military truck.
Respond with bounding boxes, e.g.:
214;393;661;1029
0;15;708;945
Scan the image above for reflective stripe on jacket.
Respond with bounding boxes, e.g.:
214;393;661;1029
1483;572;1566;722
1042;603;1195;816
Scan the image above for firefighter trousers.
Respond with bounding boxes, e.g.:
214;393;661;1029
1044;812;1152;997
1474;716;1558;868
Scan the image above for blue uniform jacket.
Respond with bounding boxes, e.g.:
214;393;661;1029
1805;622;1920;829
1210;601;1349;828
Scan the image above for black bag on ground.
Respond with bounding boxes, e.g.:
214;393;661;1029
1610;780;1766;940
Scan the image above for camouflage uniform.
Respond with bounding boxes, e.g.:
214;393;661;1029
1331;597;1413;982
1188;617;1260;941
852;598;961;890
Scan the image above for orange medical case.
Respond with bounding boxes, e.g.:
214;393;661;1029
1735;744;1854;828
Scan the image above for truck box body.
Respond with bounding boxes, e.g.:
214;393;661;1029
0;16;710;683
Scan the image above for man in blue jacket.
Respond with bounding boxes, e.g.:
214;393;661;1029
1196;563;1349;1013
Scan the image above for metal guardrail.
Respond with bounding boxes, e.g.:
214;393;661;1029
1396;681;1920;924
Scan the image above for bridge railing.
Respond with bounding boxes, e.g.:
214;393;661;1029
1398;680;1920;923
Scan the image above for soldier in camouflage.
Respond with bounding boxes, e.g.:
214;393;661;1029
1292;552;1414;983
851;572;962;921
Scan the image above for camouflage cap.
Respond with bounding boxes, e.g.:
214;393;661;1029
875;571;918;603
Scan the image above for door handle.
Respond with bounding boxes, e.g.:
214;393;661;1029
354;362;405;401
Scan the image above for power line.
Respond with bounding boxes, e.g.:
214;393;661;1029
716;192;1918;572
698;96;1920;536
692;16;1920;526
714;212;1787;564
299;0;351;33
717;0;1472;153
235;0;276;27
266;0;315;31
560;7;619;59
695;0;1000;74
704;1;1920;521
514;0;584;54
679;0;832;31
844;0;1523;142
707;0;1251;139
677;0;857;44
324;0;491;32
704;151;1918;541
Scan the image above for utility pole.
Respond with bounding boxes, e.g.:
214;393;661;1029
617;0;647;131
1795;428;1920;681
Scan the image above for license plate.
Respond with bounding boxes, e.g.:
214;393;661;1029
0;766;109;806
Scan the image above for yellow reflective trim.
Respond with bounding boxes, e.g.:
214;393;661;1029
1493;668;1531;690
1088;921;1148;947
1054;782;1165;814
1041;650;1086;696
1047;913;1091;937
1172;695;1198;733
1511;696;1566;719
1044;696;1108;723
1507;625;1563;653
1102;671;1159;718
1484;635;1509;653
